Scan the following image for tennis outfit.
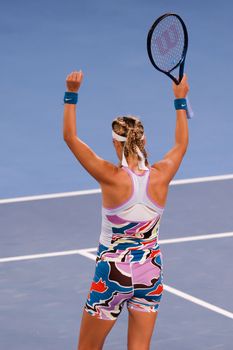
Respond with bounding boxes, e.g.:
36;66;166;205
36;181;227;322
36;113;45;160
84;166;165;320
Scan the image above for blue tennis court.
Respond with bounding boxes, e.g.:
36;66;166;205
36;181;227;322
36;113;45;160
1;176;233;349
1;0;233;349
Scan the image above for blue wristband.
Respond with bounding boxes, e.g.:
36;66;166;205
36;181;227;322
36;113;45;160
64;92;78;104
174;98;187;111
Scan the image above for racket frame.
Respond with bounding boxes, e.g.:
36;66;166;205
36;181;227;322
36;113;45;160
147;13;188;85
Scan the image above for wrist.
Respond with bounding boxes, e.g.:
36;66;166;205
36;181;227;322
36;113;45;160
67;89;78;93
64;91;78;104
174;94;187;99
174;98;187;111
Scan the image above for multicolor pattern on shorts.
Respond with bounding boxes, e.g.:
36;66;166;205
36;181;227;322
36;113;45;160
84;215;164;320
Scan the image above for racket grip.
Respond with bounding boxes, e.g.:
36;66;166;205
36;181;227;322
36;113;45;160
186;96;194;119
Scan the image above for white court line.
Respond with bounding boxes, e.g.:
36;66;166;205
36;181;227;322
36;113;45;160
1;234;233;320
79;249;233;321
1;231;232;264
77;249;98;261
71;231;233;248
163;285;233;320
160;231;233;244
171;173;233;185
0;249;84;263
0;189;101;204
0;173;233;204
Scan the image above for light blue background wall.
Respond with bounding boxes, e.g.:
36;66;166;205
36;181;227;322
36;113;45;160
1;0;232;198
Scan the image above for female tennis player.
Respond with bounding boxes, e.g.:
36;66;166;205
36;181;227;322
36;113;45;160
63;70;189;350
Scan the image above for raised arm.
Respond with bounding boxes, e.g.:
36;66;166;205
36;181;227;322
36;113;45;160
63;71;116;184
152;75;190;184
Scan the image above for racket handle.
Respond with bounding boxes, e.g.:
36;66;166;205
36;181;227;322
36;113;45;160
186;96;194;119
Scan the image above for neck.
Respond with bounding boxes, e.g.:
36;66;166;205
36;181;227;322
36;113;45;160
127;156;138;167
126;155;148;171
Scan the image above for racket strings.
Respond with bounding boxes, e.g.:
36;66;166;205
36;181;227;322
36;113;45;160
150;16;185;72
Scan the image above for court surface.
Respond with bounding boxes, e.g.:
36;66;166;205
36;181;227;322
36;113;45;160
1;175;233;350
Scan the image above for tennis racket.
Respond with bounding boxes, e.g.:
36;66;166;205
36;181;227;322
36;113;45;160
147;13;194;119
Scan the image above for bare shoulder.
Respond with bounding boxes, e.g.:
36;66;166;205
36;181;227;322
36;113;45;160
150;163;170;185
152;159;173;172
151;158;176;186
100;165;129;187
96;162;122;187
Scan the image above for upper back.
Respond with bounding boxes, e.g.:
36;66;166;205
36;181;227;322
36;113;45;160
102;166;165;220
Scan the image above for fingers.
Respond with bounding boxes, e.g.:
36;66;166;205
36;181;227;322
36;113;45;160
178;74;189;88
79;70;83;83
66;70;83;82
181;73;187;82
172;73;189;98
65;70;83;93
180;74;188;88
183;74;189;91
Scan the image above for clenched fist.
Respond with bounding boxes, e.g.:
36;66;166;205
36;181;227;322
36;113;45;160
66;70;83;93
173;74;189;99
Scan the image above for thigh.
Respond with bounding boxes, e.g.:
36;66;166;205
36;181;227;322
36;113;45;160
127;251;164;349
85;258;134;320
127;307;158;350
128;251;164;313
78;308;116;350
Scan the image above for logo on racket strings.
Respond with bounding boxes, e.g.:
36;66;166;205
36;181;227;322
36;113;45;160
156;24;179;56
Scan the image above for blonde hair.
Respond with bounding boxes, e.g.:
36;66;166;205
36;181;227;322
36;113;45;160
112;115;149;166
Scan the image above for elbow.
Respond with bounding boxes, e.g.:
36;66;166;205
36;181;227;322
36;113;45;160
63;124;77;142
63;134;74;144
63;134;69;143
